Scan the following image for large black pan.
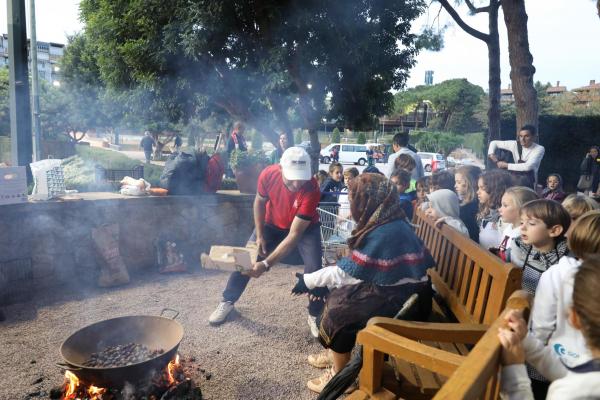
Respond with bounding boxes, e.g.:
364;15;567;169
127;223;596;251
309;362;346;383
57;309;183;388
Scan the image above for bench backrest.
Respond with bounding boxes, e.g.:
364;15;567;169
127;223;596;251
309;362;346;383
433;290;531;400
414;208;522;325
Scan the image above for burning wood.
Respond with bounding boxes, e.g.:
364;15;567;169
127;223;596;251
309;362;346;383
53;355;202;400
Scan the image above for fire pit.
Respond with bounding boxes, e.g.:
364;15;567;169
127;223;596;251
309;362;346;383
50;309;203;399
52;354;204;400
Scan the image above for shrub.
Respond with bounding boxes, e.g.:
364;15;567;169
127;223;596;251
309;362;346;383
357;132;367;144
229;149;267;171
332;128;341;143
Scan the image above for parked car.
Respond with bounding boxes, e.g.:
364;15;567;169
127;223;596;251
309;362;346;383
320;143;369;165
417;152;446;172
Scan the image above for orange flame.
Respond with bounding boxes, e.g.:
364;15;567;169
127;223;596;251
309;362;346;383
167;354;180;385
87;385;107;398
63;370;106;400
64;371;79;398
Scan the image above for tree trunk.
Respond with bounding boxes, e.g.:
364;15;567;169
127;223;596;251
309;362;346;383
501;0;538;137
487;3;501;142
308;128;320;174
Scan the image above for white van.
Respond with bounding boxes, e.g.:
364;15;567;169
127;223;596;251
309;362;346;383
320;143;369;165
417;152;446;172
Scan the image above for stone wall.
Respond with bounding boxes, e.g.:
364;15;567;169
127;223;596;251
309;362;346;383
0;191;254;304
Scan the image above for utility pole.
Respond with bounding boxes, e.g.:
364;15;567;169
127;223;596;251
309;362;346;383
8;0;33;168
29;0;42;161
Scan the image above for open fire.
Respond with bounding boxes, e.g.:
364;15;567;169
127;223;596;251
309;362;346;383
55;355;202;400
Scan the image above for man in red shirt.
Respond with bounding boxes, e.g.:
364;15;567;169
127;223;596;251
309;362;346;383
209;147;324;336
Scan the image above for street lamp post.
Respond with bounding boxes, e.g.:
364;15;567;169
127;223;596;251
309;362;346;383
29;0;42;161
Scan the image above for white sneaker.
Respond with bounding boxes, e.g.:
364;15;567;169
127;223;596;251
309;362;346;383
208;301;234;325
307;315;319;338
308;349;333;368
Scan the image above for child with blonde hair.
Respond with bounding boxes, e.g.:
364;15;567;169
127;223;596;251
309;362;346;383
455;165;482;242
562;194;599;227
495;186;539;263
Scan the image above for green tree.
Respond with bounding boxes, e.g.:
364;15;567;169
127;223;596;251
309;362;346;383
415;131;462;156
394;79;485;133
332;127;341;143
357;132;367;144
78;0;425;161
0;68;9;135
295;130;303;144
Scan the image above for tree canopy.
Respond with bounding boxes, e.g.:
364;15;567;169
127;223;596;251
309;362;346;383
394;78;485;132
77;0;425;144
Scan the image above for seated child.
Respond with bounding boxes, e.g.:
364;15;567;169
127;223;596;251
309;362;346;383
425;189;469;237
477;170;512;250
499;257;600;399
455;165;482;243
430;170;455;192
542;173;567;202
513;199;571;294
337;167;359;234
390;168;414;221
320;162;344;203
496;186;539;263
394;153;417;192
529;211;600;374
562;194;600;235
415;176;430;211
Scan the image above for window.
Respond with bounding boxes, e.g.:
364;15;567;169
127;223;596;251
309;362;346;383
436;155;444;160
355;146;367;152
341;145;353;152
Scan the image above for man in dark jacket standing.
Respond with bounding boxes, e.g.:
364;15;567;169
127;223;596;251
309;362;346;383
140;131;155;163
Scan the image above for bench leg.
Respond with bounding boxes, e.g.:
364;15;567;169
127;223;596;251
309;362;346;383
358;345;396;400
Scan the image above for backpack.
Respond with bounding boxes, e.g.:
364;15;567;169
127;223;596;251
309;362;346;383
160;151;210;195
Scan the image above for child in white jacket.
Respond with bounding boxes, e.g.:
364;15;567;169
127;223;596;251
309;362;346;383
529;210;600;370
499;256;600;399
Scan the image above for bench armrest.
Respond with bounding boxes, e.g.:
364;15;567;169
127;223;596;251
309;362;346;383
367;317;488;344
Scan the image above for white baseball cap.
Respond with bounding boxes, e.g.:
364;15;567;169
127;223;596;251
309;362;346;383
280;147;311;181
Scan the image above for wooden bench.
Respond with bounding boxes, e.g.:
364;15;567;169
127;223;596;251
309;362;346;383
347;208;522;400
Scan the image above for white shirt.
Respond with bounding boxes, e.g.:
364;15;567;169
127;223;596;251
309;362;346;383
479;217;503;250
385;147;425;180
530;257;591;368
500;223;526;268
487;140;545;180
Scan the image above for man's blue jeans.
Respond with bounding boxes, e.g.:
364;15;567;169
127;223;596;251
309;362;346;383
222;223;324;317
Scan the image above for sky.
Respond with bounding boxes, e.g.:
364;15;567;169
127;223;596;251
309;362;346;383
1;0;599;91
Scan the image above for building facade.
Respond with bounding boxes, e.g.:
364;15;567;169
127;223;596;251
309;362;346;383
0;33;64;85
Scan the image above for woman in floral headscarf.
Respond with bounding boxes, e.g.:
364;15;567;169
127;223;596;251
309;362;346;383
292;173;434;394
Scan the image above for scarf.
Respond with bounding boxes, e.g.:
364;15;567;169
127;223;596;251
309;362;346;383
347;173;405;250
515;237;570;271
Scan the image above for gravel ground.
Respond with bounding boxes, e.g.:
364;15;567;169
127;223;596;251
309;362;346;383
0;265;330;400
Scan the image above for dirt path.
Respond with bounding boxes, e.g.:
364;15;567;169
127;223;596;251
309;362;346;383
0;265;329;400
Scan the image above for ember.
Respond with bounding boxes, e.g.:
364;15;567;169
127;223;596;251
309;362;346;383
53;355;202;400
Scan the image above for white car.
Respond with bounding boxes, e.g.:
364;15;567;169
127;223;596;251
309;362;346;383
417;152;446;172
321;143;369;165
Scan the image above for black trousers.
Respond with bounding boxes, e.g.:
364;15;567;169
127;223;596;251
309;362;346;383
222;223;324;316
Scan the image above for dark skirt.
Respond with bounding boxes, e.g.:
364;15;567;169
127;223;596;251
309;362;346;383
318;281;432;353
